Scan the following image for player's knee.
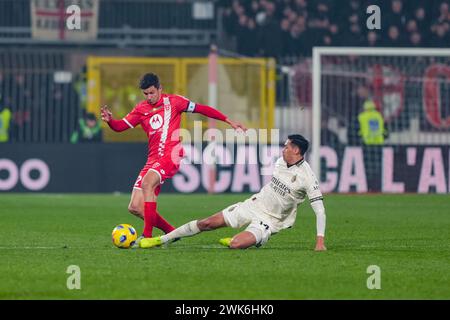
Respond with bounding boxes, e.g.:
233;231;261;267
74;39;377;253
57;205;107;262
128;204;142;217
197;218;214;231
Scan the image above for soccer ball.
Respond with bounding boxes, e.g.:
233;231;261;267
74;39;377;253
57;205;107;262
112;224;138;249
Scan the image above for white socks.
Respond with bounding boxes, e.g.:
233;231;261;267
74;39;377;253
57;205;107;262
160;220;200;244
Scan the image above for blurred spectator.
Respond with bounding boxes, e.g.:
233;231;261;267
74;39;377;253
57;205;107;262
430;2;450;46
408;31;423;47
383;0;408;31
405;19;418;33
309;2;330;30
383;25;406;47
70;112;103;143
280;18;292;54
342;0;365;33
0;104;12;143
286;16;308;56
228;0;246;37
413;6;429;32
436;2;450;25
219;0;449;57
236;14;250;54
74;66;87;111
366;31;382;47
358;99;387;191
429;23;450;47
237;17;260;56
341;23;364;47
358;99;387;146
321;109;344;159
307;1;330;49
259;1;283;58
292;0;308;17
248;0;261;19
10;73;32;142
0;72;6;111
254;0;269;26
284;6;298;25
222;2;239;36
327;24;342;46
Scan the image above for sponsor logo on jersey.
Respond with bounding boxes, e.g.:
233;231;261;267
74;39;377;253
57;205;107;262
270;176;291;197
149;114;163;130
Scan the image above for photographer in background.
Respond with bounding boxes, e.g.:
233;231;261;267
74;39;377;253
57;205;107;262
70;112;103;143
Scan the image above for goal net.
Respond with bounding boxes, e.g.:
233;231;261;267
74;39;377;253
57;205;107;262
311;48;450;193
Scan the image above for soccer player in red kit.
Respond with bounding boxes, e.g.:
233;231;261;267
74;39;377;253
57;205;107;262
100;73;246;246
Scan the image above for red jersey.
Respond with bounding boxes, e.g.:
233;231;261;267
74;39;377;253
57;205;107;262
122;93;195;161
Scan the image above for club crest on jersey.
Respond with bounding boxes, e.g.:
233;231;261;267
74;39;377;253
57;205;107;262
291;175;297;183
149;114;163;130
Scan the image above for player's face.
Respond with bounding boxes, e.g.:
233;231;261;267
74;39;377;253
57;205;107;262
282;139;300;163
142;85;162;105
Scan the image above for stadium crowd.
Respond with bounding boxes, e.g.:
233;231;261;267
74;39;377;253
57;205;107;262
1;0;449;144
219;0;450;58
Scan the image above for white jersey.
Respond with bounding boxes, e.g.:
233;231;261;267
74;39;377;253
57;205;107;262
251;157;323;233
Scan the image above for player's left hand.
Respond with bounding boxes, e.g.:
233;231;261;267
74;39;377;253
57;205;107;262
315;244;327;251
314;236;327;251
226;119;247;132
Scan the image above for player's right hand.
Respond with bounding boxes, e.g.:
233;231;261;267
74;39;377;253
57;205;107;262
100;105;112;122
226;118;247;132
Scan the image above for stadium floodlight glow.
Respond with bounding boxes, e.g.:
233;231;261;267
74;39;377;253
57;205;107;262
312;47;450;181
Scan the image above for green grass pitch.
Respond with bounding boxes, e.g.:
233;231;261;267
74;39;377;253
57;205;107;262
1;193;449;299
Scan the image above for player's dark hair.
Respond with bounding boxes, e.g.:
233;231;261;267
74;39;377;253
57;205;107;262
288;134;309;155
139;73;161;89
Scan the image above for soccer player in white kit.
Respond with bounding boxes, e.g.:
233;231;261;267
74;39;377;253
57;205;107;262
140;134;327;251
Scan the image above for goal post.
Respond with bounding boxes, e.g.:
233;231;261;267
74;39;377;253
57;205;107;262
87;55;275;143
312;47;450;193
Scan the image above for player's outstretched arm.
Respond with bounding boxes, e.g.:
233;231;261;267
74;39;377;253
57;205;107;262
100;105;130;132
224;117;247;132
311;199;327;251
193;104;247;132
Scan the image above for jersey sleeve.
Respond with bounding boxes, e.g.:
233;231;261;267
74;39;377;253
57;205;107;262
123;106;142;128
172;95;195;113
305;173;323;203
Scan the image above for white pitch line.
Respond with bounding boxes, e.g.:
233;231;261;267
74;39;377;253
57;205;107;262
0;246;74;250
0;244;233;250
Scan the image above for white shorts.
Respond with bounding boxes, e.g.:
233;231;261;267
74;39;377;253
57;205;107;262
222;197;273;247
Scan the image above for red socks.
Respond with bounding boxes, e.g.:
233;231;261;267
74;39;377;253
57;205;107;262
143;202;157;238
155;212;175;234
143;201;175;237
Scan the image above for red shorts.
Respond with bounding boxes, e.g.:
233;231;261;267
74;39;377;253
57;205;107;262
133;158;181;191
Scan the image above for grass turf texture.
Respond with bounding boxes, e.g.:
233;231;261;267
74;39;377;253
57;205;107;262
1;193;449;299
